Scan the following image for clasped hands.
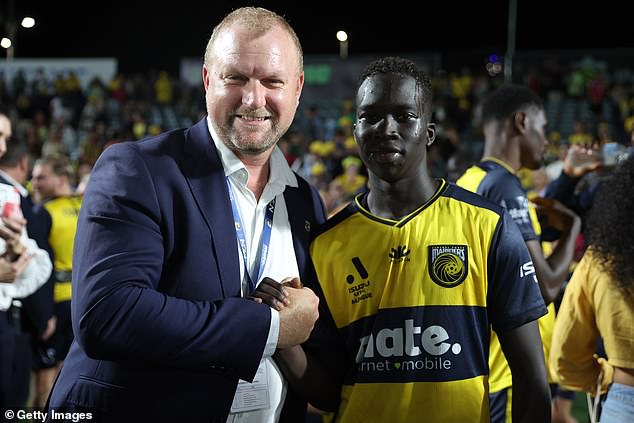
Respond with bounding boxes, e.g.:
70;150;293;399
251;276;320;349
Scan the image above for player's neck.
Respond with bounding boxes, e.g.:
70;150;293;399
482;142;520;172
367;176;439;220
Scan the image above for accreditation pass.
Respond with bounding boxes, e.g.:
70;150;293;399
231;363;269;412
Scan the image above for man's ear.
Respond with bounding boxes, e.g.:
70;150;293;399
19;156;28;173
512;111;528;134
202;65;210;91
426;123;437;146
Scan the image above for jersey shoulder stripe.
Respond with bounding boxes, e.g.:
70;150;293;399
442;181;506;217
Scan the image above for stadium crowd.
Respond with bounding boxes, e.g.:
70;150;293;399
1;54;633;213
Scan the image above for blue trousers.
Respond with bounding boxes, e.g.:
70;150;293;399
600;383;634;423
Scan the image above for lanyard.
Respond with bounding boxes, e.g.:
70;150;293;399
226;177;276;293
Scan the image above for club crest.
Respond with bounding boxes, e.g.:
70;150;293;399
428;245;468;288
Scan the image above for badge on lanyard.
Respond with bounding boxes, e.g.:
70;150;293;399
230;363;270;412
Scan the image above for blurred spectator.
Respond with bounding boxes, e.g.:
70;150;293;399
30;155;83;408
334;155;367;199
108;73;127;103
321;179;345;216
40;128;68;159
569;120;593;146
49;114;78;160
550;155;634;423
587;71;606;117
300;105;325;142
154;71;174;105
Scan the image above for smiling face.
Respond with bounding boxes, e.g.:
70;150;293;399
202;24;304;157
354;74;435;183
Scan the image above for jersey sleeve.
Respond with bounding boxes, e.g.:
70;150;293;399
487;210;547;333
481;173;539;242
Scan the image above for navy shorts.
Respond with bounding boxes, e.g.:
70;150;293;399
32;300;73;369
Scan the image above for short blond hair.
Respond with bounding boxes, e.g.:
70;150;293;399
203;7;303;72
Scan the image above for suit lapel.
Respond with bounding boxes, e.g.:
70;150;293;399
182;119;241;298
284;178;324;279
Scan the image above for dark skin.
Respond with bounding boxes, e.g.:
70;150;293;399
249;277;293;311
482;109;582;305
255;74;551;421
354;74;438;218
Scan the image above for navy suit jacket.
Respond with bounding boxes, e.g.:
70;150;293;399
47;119;327;423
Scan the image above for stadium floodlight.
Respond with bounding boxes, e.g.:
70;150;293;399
21;17;36;28
3;0;36;60
336;30;348;59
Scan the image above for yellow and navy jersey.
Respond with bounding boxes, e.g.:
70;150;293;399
457;158;539;242
457;159;556;392
307;180;546;423
44;195;82;302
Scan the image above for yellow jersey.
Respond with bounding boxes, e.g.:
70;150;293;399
307;180;546;422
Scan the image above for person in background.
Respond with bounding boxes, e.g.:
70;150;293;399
0;138;56;410
541;141;603;423
456;84;581;423
0;109;53;413
30;154;81;409
257;56;551;423
333;155;367;200
550;155;634;423
44;7;324;423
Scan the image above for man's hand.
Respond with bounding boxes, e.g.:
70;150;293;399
0;252;32;282
251;276;318;348
277;285;319;349
0;216;27;260
251;277;304;310
563;144;602;178
251;277;291;311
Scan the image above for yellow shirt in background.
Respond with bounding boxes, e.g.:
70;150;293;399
550;250;634;393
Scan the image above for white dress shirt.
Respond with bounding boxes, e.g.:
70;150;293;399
207;119;300;423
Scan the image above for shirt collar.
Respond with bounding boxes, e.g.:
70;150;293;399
206;116;297;189
0;169;28;197
481;156;516;175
